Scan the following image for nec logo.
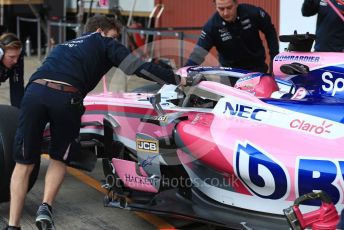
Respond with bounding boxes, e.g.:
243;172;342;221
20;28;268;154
136;139;159;153
223;102;267;121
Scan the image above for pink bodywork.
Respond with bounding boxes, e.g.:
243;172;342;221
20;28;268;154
83;81;343;204
273;51;344;78
112;158;158;193
83;92;175;141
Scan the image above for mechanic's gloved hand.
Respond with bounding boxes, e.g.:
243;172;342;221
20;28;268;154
184;73;206;86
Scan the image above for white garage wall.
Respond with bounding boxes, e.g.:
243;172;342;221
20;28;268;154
119;0;154;12
279;0;317;51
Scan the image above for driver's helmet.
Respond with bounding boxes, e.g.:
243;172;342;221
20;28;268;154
234;72;279;98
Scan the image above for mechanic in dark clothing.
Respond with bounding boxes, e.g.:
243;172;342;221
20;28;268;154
0;33;24;108
185;0;279;73
302;0;344;52
5;15;187;230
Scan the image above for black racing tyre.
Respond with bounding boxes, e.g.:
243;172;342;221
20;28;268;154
0;105;40;203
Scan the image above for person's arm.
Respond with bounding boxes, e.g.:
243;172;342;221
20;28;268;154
302;0;320;16
255;7;279;66
134;61;180;85
107;41;180;85
9;53;24;108
185;22;215;66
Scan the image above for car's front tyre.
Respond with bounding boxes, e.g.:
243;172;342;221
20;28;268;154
0;105;40;203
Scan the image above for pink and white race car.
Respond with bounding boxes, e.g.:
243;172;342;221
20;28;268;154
80;48;344;228
1;34;344;229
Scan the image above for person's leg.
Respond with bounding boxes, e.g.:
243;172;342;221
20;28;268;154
40;90;83;206
35;159;66;230
42;159;67;205
36;90;83;229
8;163;35;227
8;83;49;228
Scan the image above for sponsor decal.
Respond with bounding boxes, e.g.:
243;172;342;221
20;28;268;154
238;84;255;89
223;102;267;121
219;28;228;33
291;87;307;100
259;10;266;18
220;34;232;42
219;27;232;41
136;139;159;153
241;18;251;25
240;18;252;30
236;73;262;83
242;24;252;30
290;119;332;134
200;31;207;40
235;142;289;199
322;72;344;96
215;97;341;139
274;55;320;63
125;174;152;185
188;66;233;72
62;39;84;48
234;142;344;206
141;155;159;168
152;115;167;121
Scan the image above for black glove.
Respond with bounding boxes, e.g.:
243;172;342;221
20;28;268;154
0;65;8;82
153;58;174;70
185;73;206;86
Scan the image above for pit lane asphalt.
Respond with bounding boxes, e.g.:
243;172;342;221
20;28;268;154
0;56;214;230
0;157;163;229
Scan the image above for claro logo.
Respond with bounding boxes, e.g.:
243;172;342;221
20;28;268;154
322;72;344;96
290;119;333;135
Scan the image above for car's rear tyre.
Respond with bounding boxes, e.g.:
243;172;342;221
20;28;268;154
0;105;40;203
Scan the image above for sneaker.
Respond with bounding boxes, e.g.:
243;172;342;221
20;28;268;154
3;226;21;230
35;204;55;230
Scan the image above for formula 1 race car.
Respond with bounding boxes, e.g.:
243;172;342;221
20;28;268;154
0;33;343;229
79;36;344;229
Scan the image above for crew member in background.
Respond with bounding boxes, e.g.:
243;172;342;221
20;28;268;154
0;33;24;108
302;0;344;52
185;0;279;73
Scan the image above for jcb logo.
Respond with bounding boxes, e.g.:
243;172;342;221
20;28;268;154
136;139;159;153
